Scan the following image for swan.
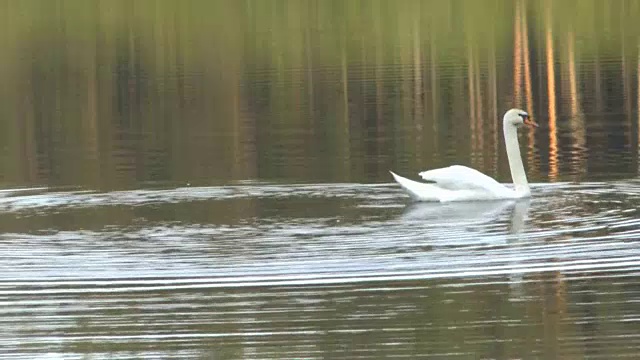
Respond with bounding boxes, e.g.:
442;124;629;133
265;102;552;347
390;108;538;202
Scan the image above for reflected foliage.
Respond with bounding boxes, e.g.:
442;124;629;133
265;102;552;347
1;0;640;188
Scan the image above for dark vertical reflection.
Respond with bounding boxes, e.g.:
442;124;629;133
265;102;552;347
338;2;351;181
467;34;479;167
428;12;440;163
373;1;385;136
488;19;499;176
621;4;636;175
412;1;424;140
637;42;640;175
514;0;538;179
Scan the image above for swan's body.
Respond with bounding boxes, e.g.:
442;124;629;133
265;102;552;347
391;109;537;202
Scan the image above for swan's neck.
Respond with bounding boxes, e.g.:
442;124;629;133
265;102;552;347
503;123;530;194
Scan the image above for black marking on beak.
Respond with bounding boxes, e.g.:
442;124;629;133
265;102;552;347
520;113;538;127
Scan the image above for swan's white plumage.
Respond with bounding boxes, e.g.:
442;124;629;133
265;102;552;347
390;171;515;202
391;108;536;202
419;165;506;192
390;171;450;201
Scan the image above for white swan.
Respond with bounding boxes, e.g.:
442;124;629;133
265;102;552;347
390;108;538;202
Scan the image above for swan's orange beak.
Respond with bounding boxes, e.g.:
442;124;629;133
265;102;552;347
523;116;538;128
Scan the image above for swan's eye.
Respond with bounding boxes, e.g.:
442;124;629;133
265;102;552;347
518;113;529;120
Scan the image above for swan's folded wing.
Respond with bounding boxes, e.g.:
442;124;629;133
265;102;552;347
419;165;507;193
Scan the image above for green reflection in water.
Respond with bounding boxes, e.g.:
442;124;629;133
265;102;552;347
0;0;638;188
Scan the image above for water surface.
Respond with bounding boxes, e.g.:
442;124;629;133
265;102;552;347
1;180;639;358
1;0;640;358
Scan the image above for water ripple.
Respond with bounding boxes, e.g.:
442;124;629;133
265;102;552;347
1;181;639;358
0;181;638;285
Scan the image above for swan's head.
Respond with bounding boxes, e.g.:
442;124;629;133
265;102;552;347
503;108;538;128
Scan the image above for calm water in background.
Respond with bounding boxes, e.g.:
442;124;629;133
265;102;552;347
1;0;640;358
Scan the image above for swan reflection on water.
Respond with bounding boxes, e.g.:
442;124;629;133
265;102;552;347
399;198;533;296
401;198;531;233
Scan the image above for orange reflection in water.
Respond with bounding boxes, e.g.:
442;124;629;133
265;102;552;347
513;0;523;106
545;4;558;181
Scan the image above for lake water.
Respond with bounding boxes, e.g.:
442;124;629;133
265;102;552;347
1;1;640;359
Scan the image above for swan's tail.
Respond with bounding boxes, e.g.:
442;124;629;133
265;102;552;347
389;171;443;202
